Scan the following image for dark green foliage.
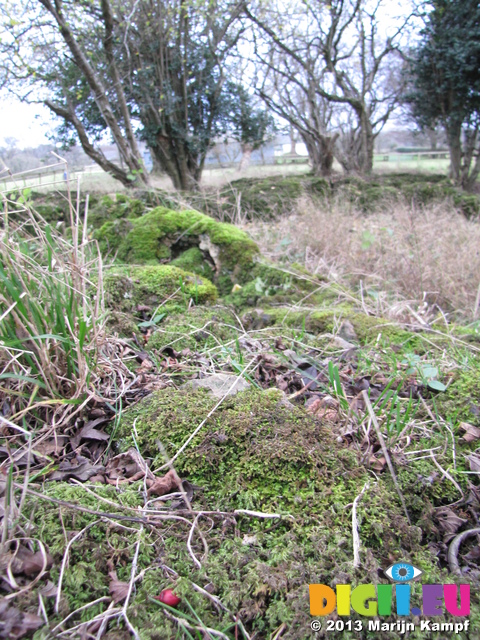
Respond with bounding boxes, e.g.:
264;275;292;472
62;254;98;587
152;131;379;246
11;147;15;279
221;82;275;150
406;0;480;187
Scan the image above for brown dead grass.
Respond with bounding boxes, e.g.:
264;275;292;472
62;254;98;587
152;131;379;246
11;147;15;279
247;195;480;320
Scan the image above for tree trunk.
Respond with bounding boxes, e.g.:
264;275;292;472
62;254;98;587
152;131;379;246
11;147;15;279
302;132;337;177
238;143;253;171
151;135;200;191
149;151;164;176
446;124;462;183
289;126;297;155
358;111;374;174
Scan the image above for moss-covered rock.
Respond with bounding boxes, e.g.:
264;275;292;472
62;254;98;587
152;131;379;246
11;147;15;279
170;246;215;281
225;263;329;309
108;207;259;294
146;305;241;352
111;386;471;638
103;264;218;315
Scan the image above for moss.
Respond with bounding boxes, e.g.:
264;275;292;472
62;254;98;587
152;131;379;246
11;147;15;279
92;218;134;254
13;387;478;639
225;175;305;219
106;310;139;337
434;357;480;426
103;264;217;314
249;305;419;347
88;193;146;229
170;246;215;281
111;386;470;639
146;305;240;352
225;263;328;308
115;207;259;294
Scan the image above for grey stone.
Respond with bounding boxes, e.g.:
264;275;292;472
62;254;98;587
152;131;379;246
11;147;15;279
184;373;250;398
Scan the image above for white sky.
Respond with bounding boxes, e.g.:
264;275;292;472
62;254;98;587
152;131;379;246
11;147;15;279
0;95;57;148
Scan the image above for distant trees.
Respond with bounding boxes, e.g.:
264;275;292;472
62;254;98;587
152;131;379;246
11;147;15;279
224;83;275;170
406;0;480;190
244;0;409;176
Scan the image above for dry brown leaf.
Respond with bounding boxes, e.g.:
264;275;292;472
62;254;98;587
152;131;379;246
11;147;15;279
40;581;58;598
369;455;386;472
108;571;130;604
435;507;468;541
459;422;480;443
106;448;153;484
34;437;67;458
307;395;339;420
21;551;53;577
147;469;181;497
50;455;105;482
467;453;480;473
0;600;43;639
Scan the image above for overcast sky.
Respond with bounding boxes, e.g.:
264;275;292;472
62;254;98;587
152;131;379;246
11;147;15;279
0;95;56;148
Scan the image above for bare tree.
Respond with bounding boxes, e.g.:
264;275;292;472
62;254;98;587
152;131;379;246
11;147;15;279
245;0;410;175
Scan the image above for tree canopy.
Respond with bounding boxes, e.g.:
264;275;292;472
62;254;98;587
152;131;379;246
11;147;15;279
0;0;247;190
406;0;480;188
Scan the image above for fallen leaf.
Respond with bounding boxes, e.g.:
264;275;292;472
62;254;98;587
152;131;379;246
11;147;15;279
77;420;110;441
34;437;67;458
108;571;130;604
40;581;58;598
369;455;386;472
0;600;43;639
459;422;480;443
435;507;468;542
16;547;53;577
50;455;105;482
306;395;339;420
147;469;181;497
106;448;153;484
467;453;480;473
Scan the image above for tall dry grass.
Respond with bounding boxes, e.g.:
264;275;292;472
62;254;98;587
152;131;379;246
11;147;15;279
247;195;480;320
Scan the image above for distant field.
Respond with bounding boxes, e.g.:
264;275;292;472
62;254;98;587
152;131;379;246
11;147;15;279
0;154;452;194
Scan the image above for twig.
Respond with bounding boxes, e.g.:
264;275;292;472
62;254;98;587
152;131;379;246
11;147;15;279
352;482;370;568
430;452;464;502
159;607;231;640
448;527;480;574
121;529;142;640
419;396;456;469
51;596;111;633
362;391;411;524
55;521;100;614
187;514;203;569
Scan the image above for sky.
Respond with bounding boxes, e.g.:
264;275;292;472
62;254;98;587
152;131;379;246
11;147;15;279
0;95;56;148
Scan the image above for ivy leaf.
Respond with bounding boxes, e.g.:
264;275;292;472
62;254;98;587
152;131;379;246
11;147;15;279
427;379;446;392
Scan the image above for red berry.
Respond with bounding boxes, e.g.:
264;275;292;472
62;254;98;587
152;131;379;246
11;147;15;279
154;589;181;607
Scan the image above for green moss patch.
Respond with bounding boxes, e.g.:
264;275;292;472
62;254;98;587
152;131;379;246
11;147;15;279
146;305;241;352
111;386;466;638
103;264;217;315
103;207;259;294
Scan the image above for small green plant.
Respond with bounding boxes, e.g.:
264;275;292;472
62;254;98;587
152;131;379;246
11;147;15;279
327;361;348;410
402;353;447;391
138;313;167;329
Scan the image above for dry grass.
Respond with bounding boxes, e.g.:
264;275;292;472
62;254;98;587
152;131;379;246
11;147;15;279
247;195;480;320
